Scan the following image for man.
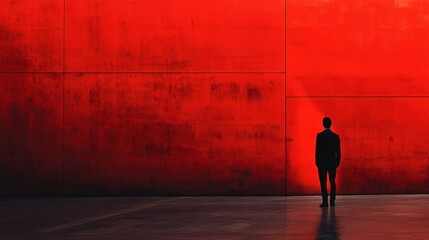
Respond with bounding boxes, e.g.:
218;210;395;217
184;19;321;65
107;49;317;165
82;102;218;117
316;117;341;208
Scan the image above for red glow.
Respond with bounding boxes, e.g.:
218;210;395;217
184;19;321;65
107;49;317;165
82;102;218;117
287;0;429;194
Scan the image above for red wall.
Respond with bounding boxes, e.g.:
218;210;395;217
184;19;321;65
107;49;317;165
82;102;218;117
287;0;429;194
0;0;285;196
2;0;429;196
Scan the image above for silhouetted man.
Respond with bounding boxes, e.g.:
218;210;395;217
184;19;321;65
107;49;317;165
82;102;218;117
316;117;341;208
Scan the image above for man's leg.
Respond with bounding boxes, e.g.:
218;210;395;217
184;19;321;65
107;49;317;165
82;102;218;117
328;168;337;206
318;167;328;206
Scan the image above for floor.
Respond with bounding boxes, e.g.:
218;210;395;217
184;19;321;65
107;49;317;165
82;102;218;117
0;195;428;239
286;195;429;240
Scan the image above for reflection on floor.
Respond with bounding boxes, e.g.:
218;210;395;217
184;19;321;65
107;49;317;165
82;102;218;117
0;195;428;239
286;195;429;240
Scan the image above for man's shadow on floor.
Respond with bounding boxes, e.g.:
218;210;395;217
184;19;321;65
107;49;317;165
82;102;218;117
316;207;339;240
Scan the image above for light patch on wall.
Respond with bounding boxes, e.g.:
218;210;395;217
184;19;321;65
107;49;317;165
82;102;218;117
287;79;324;193
395;0;414;7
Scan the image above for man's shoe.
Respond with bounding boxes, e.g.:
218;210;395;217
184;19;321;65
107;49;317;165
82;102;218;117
330;202;335;207
319;203;328;208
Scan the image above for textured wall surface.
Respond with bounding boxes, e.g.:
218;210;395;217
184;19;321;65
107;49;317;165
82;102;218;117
0;0;285;196
287;0;429;194
2;0;429;196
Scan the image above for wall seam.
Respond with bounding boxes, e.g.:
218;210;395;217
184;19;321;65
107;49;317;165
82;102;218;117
285;0;288;196
61;0;66;196
0;71;285;74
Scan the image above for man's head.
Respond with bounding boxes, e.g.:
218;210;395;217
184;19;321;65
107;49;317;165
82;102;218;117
323;117;332;129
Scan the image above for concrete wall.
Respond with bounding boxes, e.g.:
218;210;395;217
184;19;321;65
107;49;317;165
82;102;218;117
2;0;429;196
0;0;285;196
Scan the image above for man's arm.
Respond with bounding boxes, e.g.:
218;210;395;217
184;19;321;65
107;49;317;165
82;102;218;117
336;135;341;167
315;134;320;167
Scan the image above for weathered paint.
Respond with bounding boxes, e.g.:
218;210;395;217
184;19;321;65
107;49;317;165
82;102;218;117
0;74;63;195
0;0;285;196
0;0;63;72
63;73;285;195
65;0;285;72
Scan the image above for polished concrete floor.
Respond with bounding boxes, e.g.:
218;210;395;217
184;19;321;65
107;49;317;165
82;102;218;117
0;195;428;239
286;195;429;240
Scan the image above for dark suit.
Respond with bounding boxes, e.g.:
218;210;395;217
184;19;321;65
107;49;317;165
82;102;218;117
316;129;341;203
